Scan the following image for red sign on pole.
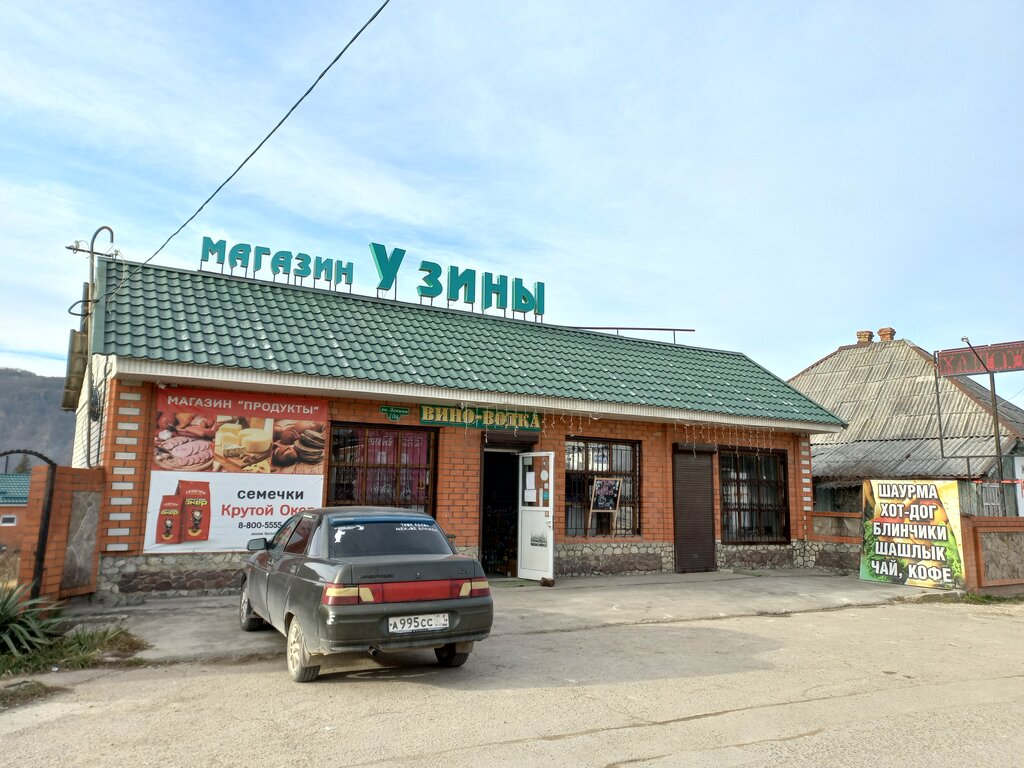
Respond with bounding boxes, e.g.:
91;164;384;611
935;341;1024;377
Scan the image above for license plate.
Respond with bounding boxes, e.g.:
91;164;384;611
388;613;449;634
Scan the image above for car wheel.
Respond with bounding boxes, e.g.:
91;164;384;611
239;580;264;632
286;617;320;683
434;643;470;668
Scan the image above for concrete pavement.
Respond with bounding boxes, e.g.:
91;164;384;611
63;569;940;665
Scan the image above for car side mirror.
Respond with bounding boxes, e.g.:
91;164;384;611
247;537;269;552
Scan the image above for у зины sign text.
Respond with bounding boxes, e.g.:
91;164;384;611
201;238;545;316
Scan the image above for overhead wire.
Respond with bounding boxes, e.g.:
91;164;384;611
101;0;392;305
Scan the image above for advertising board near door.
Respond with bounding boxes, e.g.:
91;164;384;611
144;388;328;552
860;479;964;589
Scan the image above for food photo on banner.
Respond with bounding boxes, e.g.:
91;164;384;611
859;479;965;589
144;388;328;552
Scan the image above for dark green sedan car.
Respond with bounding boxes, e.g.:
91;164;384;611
239;507;493;682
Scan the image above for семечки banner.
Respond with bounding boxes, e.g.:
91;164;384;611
860;479;964;589
144;388;328;552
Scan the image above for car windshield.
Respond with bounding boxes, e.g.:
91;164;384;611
328;518;454;558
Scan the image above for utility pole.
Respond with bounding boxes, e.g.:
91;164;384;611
962;336;1006;514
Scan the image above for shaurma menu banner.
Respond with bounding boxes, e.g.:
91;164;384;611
860;480;964;589
144;388;328;552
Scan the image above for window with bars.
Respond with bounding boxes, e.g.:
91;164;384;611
720;450;789;544
327;425;436;515
565;438;641;536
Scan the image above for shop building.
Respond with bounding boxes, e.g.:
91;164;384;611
61;257;844;601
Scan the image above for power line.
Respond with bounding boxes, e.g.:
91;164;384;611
106;0;392;302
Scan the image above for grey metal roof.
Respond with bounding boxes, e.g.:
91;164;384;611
789;338;1024;479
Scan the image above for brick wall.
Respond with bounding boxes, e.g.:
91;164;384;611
87;381;821;597
960;515;1024;596
96;380;153;557
16;464;104;599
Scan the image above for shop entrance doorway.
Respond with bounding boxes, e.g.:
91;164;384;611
673;450;716;572
481;449;519;576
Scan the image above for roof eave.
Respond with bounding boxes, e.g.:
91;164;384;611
111;357;845;435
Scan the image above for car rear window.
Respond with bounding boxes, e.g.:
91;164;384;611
328;518;454;558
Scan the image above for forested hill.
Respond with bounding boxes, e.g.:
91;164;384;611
0;368;75;467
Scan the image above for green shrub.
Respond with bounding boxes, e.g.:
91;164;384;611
0;583;64;657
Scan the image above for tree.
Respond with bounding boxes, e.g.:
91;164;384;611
13;454;31;474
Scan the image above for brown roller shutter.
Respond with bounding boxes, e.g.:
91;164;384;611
673;451;715;573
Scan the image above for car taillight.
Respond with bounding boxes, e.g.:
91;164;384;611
322;578;490;605
322;583;382;606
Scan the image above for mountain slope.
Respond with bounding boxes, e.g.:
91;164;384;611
0;368;75;467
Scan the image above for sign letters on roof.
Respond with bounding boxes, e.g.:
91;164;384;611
935;340;1024;377
200;237;545;317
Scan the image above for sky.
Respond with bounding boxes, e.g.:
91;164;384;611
1;1;1022;406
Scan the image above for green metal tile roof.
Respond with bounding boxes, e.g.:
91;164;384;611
0;473;30;505
93;258;843;426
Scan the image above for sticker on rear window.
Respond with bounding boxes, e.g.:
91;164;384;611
395;523;437;532
333;525;364;543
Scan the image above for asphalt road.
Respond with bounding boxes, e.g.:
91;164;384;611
2;590;1022;767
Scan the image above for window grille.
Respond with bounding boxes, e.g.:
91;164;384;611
328;425;436;515
720;450;789;544
565;438;641;536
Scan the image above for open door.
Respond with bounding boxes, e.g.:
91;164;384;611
517;451;554;581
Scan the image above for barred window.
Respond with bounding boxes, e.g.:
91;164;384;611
565;438;640;536
328;425;435;515
720;450;789;544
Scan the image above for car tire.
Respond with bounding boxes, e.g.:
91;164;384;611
239;580;264;632
434;643;470;668
286;617;321;683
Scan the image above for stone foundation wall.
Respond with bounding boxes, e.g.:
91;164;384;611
97;553;247;605
92;539;862;604
717;543;796;571
797;541;860;573
555;542;674;576
717;541;860;574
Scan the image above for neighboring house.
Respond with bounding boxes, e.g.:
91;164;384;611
0;473;31;552
789;328;1024;517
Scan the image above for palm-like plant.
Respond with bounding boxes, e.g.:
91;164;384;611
0;583;63;657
